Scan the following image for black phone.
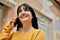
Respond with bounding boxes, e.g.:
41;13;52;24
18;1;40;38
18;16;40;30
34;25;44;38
14;18;19;27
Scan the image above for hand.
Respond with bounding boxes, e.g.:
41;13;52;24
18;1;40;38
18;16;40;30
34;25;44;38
8;17;16;27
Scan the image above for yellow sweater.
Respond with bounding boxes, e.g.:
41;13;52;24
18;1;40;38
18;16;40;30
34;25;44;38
0;24;46;40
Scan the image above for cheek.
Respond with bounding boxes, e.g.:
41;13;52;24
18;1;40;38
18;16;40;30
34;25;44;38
29;14;33;19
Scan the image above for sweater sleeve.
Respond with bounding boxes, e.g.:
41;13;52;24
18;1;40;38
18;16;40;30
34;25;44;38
0;24;13;40
35;30;46;40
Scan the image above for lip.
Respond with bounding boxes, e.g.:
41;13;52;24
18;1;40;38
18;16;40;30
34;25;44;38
20;14;29;19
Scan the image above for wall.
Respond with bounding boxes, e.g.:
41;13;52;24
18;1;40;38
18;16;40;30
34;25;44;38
0;0;60;40
0;0;43;32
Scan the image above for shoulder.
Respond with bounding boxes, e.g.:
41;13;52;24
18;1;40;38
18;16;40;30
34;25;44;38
32;29;46;40
33;29;44;33
33;29;46;37
10;31;19;37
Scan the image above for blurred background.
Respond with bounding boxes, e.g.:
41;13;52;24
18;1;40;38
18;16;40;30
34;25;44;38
0;0;60;40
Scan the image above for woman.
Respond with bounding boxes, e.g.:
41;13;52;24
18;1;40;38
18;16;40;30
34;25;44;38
0;3;46;40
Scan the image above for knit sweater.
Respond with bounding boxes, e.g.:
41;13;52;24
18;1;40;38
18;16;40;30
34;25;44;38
0;24;46;40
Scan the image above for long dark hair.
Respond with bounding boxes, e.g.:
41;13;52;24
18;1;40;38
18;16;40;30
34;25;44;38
14;3;38;31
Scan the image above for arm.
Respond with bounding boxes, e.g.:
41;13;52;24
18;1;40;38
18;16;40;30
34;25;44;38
0;24;13;40
35;30;46;40
0;17;16;40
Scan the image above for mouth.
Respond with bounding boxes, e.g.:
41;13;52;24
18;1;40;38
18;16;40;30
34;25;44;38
20;14;29;19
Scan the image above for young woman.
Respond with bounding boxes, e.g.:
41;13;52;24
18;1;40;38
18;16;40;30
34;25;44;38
0;3;46;40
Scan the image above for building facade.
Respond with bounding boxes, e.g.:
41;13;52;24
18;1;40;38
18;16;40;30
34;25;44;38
0;0;60;40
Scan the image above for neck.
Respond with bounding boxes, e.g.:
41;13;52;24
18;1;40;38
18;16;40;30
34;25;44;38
22;22;34;31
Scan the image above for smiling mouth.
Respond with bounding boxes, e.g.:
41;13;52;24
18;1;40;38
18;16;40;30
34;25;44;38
20;14;28;19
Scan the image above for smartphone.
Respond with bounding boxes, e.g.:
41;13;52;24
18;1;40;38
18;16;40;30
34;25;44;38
14;18;19;27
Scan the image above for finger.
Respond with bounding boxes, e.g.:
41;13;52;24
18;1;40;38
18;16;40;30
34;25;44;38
11;17;16;20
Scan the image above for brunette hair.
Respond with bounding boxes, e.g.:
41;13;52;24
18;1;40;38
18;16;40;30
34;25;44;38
14;3;38;31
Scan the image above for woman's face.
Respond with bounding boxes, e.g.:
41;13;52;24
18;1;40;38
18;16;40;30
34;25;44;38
18;6;33;23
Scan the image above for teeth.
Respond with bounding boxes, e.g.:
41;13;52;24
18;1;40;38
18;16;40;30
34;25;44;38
20;14;28;19
22;16;26;18
22;15;27;19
